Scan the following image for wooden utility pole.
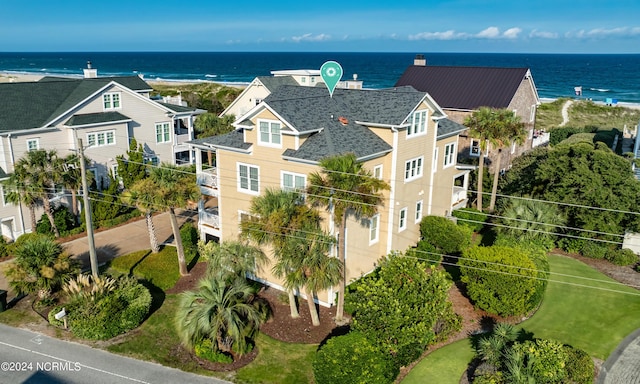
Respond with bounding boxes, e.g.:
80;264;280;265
77;138;99;277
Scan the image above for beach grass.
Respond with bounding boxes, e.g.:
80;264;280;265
537;99;640;131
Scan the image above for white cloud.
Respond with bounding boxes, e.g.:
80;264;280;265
291;33;331;42
408;30;468;41
503;27;522;39
569;27;640;39
529;29;558;39
477;27;500;38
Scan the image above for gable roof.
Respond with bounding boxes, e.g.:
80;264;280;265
0;76;170;133
394;65;530;111
65;111;131;127
256;75;299;92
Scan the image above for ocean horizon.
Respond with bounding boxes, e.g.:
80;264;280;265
1;52;640;105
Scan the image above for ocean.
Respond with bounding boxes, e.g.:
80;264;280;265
1;52;639;105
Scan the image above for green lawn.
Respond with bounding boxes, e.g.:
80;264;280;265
107;246;197;291
402;254;640;383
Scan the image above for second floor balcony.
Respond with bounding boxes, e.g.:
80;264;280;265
197;167;218;196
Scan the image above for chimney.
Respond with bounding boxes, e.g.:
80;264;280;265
414;54;426;66
83;61;98;78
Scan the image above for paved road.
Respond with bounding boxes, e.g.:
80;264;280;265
0;324;230;384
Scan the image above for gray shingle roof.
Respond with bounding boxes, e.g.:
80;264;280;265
395;65;530;110
65;112;131;127
0;76;152;133
437;118;468;139
156;101;198;113
188;130;251;151
256;76;299;91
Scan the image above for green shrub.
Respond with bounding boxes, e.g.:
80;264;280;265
558;237;585;255
180;222;199;260
420;215;471;254
605;248;638;266
194;338;233;364
581;241;609;259
55;275;152;340
459;246;539;316
312;332;398;384
452;208;488;232
36;205;77;236
564;345;595;384
406;240;441;265
510;339;568;384
472;372;504;384
0;236;8;259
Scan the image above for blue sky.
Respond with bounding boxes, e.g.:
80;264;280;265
3;0;640;53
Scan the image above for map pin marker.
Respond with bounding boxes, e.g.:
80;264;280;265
320;61;343;98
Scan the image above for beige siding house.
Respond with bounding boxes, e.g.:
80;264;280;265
189;84;467;307
0;64;204;240
395;54;545;174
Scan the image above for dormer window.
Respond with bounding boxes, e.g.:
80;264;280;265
103;92;121;110
408;110;427;137
258;120;282;147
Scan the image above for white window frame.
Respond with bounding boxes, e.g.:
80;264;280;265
281;171;306;192
103;92;121;110
238;163;259;195
373;164;383;180
258;119;282;147
470;139;480;157
369;214;380;244
415;200;423;223
432;148;439;172
407;110;427;138
26;138;39;151
1;186;8;206
155;122;171;143
443;143;456;168
530;104;536;122
399;207;407;232
404;156;424;182
511;141;516;154
87;130;116;147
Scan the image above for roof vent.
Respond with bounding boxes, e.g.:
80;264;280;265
338;116;349;125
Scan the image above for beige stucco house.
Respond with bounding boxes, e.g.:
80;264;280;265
395;54;546;173
0;64;204;240
189;84;468;307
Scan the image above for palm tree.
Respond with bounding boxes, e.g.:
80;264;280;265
498;198;566;241
241;188;314;318
2;166;41;230
149;163;200;276
280;229;342;326
464;108;526;212
12;150;65;237
121;178;161;253
307;153;390;322
199;240;267;278
60;153;89;222
5;234;79;299
175;274;266;359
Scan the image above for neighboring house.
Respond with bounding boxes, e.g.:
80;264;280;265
395;54;544;173
220;69;363;118
188;84;468;306
0;63;204;241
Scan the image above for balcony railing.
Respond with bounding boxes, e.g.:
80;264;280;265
532;131;550;148
199;207;220;229
451;186;468;206
197;167;218;196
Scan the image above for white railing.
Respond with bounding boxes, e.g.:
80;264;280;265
532;131;550;148
451;186;467;205
199;207;220;228
197;168;218;189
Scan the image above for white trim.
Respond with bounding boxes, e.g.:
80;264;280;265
257;119;283;148
86;129;116;148
386;129;399;254
404;156;424;182
469;139;480;157
398;207;407;232
237;162;260;195
443;142;456;168
415;200;423;223
102;92;122;111
407;109;428;138
373;164;383;180
280;171;306;192
155;122;172;144
369;214;380;245
26;138;39;151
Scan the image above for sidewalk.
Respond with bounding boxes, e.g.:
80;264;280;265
0;210;195;305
